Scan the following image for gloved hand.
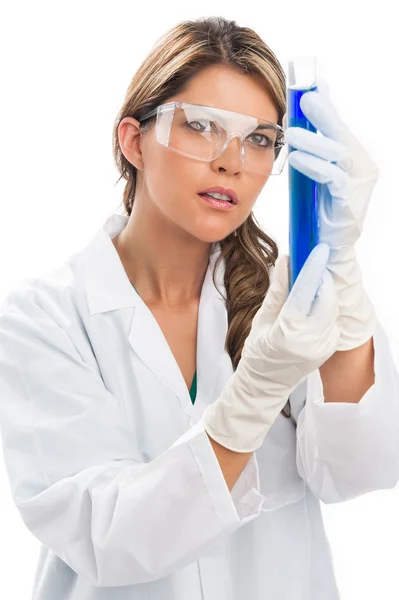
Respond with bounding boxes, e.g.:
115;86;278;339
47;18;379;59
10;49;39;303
284;78;378;350
202;243;340;454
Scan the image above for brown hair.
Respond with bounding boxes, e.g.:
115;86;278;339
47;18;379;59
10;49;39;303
112;16;291;419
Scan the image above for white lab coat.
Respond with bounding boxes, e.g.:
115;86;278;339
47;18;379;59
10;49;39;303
0;211;398;600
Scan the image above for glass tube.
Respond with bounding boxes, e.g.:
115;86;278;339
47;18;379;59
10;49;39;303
287;56;319;291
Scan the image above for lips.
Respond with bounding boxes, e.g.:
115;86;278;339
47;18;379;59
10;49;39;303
198;186;238;205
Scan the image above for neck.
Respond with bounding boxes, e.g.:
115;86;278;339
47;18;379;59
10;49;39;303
112;202;213;308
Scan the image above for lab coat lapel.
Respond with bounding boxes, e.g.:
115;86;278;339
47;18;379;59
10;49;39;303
128;300;191;414
193;254;228;421
84;211;230;421
128;243;229;420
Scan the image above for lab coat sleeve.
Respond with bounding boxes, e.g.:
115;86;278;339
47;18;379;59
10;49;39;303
0;288;265;587
295;317;399;504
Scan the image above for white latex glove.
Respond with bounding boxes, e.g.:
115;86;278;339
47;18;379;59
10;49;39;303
285;78;378;350
202;243;340;453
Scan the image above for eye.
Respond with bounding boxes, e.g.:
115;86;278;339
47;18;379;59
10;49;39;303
247;132;274;148
184;120;219;133
186;120;206;131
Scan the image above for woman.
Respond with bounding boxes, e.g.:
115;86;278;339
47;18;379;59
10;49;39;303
0;16;398;600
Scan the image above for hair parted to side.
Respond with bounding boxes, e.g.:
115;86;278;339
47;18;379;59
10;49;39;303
112;16;291;420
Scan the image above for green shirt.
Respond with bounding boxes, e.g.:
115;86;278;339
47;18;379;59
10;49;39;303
131;283;197;404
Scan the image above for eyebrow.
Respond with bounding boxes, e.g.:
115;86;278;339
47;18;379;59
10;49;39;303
255;123;278;130
213;120;278;131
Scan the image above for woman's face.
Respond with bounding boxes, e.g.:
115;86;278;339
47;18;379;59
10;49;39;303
119;64;279;244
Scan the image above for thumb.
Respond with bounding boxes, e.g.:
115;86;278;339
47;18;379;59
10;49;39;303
245;253;290;338
262;253;290;320
282;243;330;318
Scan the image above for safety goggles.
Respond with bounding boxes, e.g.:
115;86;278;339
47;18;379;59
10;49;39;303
139;102;288;176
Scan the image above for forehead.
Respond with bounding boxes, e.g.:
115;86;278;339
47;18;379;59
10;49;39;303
168;65;279;124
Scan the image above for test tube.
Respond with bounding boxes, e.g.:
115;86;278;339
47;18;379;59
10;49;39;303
287;56;320;291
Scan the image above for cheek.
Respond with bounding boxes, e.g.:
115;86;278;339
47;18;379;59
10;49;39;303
144;150;177;198
144;153;197;217
153;150;211;199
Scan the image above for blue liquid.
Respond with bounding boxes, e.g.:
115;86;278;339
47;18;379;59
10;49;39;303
288;84;320;291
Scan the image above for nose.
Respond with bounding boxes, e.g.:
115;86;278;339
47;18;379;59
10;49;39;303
212;133;245;171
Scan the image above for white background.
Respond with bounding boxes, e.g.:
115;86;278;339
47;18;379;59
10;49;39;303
0;1;398;598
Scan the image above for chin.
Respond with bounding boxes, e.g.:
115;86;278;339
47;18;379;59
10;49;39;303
195;231;233;245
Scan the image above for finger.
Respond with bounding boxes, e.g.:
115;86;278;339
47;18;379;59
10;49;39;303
288;150;349;198
314;77;330;99
309;267;338;320
301;84;379;180
282;243;330;318
285;126;353;172
299;88;349;143
261;253;289;319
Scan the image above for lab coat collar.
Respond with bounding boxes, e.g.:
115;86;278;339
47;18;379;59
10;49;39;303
83;211;226;315
83;211;229;420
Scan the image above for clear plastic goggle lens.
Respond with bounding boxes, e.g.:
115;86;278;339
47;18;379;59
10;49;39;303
153;102;287;176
